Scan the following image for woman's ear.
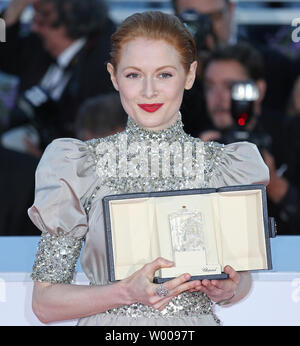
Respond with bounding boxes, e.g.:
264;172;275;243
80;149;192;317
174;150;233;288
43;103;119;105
185;61;198;90
107;63;119;91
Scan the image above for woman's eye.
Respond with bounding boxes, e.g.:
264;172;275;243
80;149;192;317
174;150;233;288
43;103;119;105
159;72;172;79
126;73;139;79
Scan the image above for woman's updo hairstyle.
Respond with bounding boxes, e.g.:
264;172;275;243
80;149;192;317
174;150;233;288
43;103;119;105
109;11;197;73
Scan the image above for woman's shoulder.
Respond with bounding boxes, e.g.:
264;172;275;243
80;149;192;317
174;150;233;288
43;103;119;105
203;140;260;159
40;137;92;170
43;137;88;155
84;132;123;150
203;140;269;187
41;134;119;169
43;133;123;176
36;138;101;197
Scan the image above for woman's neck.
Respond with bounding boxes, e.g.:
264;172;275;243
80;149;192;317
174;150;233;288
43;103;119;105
125;112;188;143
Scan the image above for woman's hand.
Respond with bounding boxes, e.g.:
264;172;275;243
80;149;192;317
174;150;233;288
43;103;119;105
120;257;201;311
202;265;240;303
188;265;241;303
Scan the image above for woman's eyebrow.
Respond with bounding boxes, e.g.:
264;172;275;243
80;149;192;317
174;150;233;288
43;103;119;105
122;65;177;72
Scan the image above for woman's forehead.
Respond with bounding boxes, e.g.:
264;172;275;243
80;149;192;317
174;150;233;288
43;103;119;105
118;37;182;69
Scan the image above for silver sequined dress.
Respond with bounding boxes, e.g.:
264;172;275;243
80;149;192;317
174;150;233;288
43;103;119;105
28;115;269;326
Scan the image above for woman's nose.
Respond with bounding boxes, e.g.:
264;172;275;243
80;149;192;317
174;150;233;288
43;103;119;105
142;77;158;99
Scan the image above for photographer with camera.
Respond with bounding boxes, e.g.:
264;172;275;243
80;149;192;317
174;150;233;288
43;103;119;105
199;42;299;235
171;0;235;137
0;0;115;155
172;0;295;138
173;0;235;48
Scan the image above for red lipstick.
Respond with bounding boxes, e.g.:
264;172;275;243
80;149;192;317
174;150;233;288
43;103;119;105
138;103;163;113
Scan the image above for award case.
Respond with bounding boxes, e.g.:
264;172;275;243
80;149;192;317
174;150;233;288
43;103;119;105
102;184;276;283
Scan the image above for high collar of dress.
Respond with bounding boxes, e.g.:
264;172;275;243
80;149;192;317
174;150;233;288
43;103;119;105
125;112;189;143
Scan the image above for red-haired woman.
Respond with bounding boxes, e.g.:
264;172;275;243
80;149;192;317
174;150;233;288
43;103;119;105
29;11;269;326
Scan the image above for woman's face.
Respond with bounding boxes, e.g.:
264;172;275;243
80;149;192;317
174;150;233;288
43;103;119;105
107;37;197;131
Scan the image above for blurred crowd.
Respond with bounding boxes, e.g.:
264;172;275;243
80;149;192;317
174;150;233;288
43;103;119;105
0;0;299;235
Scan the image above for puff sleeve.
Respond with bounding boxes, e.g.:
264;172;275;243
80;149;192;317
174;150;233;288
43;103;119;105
28;138;96;284
206;141;269;188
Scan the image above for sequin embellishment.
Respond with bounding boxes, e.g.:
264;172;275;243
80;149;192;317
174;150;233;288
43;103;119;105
86;115;224;324
86;114;208;194
104;291;220;324
31;232;83;284
31;113;226;324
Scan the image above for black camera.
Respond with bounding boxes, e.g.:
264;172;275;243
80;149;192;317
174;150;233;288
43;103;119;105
231;81;258;128
221;81;272;150
178;9;216;52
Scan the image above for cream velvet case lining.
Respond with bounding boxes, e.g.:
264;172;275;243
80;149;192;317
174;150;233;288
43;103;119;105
103;185;276;283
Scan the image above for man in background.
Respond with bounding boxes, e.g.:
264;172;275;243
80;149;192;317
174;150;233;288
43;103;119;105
0;0;115;154
200;43;299;235
172;0;295;136
0;144;39;235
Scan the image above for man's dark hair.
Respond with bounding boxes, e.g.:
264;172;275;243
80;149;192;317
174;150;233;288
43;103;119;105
44;0;108;39
203;42;265;81
171;0;231;15
76;93;128;139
